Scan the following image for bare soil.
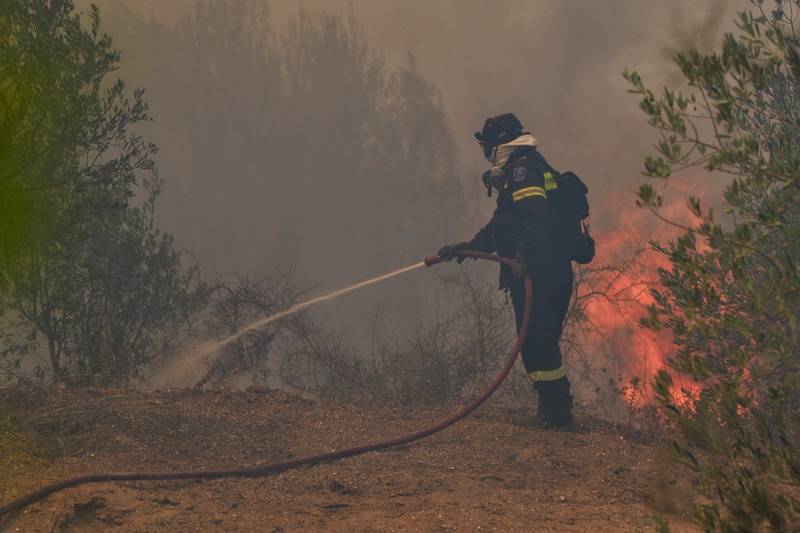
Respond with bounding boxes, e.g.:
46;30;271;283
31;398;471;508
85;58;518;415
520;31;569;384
0;386;698;532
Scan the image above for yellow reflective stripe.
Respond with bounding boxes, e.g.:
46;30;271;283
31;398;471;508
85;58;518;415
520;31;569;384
528;366;566;382
544;172;558;191
512;186;546;202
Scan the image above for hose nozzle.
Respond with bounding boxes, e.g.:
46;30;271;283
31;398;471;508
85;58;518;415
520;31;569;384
424;255;443;267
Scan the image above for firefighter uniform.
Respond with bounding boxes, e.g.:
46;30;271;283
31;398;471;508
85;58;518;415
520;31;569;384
466;141;574;427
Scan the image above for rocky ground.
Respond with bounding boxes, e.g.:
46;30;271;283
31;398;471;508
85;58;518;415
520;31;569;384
0;386;698;532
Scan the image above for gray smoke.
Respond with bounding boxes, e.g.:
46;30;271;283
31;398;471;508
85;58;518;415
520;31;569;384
76;0;748;344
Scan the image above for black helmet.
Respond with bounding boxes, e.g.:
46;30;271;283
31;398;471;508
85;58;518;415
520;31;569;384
474;113;523;157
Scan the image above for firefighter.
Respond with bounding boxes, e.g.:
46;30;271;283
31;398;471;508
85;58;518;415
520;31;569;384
437;113;575;430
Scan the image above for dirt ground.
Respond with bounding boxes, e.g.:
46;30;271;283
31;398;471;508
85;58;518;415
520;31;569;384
0;386;699;532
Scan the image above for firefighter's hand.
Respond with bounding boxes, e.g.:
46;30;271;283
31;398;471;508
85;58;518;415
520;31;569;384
437;242;469;263
510;253;527;278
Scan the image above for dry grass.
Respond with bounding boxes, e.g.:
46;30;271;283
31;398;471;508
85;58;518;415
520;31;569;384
0;393;53;503
0;386;700;532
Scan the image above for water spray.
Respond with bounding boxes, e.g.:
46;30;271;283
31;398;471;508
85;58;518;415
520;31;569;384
208;261;426;351
153;261;427;388
0;251;532;523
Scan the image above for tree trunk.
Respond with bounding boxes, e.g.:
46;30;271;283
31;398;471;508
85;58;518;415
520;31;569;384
48;336;62;380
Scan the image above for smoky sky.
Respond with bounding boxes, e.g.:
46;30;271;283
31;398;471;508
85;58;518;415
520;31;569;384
75;0;750;340
95;0;747;227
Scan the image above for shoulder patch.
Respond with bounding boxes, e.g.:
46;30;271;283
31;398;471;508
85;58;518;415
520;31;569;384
512;166;527;182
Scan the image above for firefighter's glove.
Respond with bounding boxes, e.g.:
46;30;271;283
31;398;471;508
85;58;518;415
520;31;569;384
510;252;527;279
437;242;470;263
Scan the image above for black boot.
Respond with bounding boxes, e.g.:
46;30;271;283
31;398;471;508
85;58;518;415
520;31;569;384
534;377;576;431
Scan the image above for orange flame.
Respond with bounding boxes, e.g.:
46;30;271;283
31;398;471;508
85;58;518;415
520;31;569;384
581;187;705;407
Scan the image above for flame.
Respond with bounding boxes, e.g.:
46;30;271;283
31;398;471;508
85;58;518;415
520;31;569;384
580;185;706;407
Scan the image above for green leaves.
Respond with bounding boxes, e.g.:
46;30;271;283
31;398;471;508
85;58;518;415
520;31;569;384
687;196;702;217
643;156;672;179
0;1;199;381
628;2;800;530
637;183;663;208
0;0;155;267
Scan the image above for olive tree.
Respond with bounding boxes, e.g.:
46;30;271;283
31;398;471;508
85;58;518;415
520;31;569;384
0;1;201;382
626;1;800;529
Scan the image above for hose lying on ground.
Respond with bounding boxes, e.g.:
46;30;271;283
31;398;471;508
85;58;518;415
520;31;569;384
0;251;531;522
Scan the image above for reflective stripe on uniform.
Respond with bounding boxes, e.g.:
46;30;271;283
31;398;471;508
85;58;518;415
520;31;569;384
544;172;558;191
512;186;546;202
528;366;566;382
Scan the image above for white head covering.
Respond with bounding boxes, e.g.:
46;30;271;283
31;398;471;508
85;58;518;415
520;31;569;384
488;133;538;183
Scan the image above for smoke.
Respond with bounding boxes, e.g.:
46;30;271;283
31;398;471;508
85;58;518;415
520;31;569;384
78;0;752;393
86;0;749;237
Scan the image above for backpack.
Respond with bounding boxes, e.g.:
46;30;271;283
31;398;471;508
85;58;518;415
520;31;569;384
548;171;595;265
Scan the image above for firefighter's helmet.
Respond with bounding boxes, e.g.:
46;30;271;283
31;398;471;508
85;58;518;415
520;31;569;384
474;113;523;158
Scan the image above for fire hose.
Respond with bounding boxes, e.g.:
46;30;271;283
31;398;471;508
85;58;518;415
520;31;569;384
0;251;532;522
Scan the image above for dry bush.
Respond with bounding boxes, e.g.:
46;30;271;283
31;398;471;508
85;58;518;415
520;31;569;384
270;270;519;406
